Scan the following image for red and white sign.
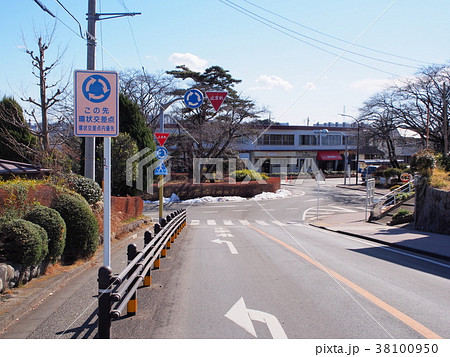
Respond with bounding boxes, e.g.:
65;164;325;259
206;91;228;112
155;132;170;146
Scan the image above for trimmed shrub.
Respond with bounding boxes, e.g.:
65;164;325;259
53;193;99;262
66;174;103;205
393;208;412;220
411;149;436;177
231;170;269;182
24;205;66;263
0;219;48;267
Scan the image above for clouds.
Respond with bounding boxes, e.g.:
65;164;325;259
350;78;393;93
168;53;208;72
252;74;293;91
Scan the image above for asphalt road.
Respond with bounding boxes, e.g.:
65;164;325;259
2;179;449;339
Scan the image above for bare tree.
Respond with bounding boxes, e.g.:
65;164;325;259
119;69;177;130
0;27;72;168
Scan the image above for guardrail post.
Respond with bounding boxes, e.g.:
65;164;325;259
143;231;152;286
127;244;138;316
98;265;113;339
153;224;161;269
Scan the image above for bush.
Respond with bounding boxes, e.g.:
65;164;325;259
24;205;66;263
436;154;450;172
53;193;99;262
411;149;436;177
66;174;103;205
231;170;269;182
383;167;403;179
393;208;412;220
0;219;48;267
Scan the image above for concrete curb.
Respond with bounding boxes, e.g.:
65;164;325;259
310;223;450;263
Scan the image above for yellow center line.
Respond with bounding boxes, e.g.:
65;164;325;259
248;225;443;339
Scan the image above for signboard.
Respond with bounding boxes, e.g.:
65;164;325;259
155;132;170;146
155;147;168;160
154;162;168;175
401;173;413;182
74;70;119;137
184;88;204;109
206;91;227;112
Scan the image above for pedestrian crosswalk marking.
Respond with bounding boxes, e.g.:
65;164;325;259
223;220;234;225
255;220;269;226
207;220;217;226
239;220;250;226
190;220;199;225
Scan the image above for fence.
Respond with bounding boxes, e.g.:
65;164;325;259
371;180;415;219
97;209;187;338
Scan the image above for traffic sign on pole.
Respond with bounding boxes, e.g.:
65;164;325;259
154;162;168;175
206;91;227;112
155;147;169;160
155;132;170;146
184;88;204;109
74;70;119;137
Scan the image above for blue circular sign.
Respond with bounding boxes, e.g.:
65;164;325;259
184;88;204;109
155;146;169;160
82;75;111;103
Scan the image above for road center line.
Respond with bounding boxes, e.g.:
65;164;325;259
248;225;442;339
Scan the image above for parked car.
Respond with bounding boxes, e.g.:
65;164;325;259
361;166;378;182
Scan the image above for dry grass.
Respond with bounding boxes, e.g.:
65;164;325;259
430;169;450;191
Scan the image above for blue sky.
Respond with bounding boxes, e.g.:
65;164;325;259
1;0;450;125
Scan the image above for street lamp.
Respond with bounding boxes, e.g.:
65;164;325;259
340;114;361;185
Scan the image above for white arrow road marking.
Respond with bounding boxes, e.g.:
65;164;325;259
211;239;238;254
225;297;287;339
216;232;234;238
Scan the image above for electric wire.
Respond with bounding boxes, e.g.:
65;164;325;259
221;0;415;73
241;0;436;66
219;0;400;77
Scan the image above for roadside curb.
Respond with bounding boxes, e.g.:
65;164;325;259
310;223;450;263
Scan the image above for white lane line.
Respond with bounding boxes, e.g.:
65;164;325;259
272;220;287;226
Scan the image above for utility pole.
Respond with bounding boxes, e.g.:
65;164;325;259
443;83;448;157
83;0;141;179
84;0;97;180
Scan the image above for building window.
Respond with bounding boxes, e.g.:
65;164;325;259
299;135;318;145
257;134;294;145
322;135;342;146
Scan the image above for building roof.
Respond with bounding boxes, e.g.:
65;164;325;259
0;159;51;177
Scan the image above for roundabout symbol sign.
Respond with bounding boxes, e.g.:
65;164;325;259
184;88;204;109
82;74;112;103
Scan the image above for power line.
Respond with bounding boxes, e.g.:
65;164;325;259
222;0;418;71
241;0;436;66
219;0;400;76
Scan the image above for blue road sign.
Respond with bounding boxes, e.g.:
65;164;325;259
184;88;204;109
154;162;168;175
155;147;168;160
82;74;112;103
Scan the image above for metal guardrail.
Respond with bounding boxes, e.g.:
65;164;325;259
371;181;415;218
97;209;187;339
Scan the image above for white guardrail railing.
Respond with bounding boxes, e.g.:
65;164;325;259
371;180;415;218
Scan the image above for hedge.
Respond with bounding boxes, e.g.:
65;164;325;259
53;193;99;262
24;205;66;263
0;219;48;267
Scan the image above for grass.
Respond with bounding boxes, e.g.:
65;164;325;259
430;168;450;191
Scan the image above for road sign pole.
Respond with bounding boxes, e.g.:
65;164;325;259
159;175;164;221
104;137;111;267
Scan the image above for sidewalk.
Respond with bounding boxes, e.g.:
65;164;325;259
310;210;450;262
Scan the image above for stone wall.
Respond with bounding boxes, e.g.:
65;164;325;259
142;177;281;201
415;182;450;235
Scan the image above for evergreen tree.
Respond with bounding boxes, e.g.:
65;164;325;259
0;96;37;162
119;93;156;152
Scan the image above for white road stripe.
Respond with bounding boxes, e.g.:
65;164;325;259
207;220;217;226
239;220;250;226
190;220;199;225
255;220;269;226
223;220;234;225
